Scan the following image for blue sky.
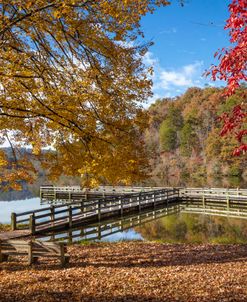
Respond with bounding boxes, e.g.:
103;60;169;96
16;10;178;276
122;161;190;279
140;0;231;104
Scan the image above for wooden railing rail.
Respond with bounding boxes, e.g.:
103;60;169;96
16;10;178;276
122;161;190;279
180;188;247;196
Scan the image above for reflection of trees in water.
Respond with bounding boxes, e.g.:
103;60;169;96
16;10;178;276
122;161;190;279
146;175;245;188
136;213;247;244
0;188;34;201
0;174;81;201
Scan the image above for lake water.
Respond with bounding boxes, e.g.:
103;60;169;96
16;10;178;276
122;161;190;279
0;197;45;224
1;194;247;244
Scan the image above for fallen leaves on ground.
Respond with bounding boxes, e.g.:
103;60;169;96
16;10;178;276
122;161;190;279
0;242;247;302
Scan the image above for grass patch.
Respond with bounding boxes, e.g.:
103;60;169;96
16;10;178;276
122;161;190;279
0;223;11;232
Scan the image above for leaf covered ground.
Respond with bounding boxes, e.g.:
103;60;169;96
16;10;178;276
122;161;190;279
0;242;247;302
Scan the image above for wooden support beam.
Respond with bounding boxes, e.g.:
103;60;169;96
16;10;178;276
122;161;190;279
59;242;66;266
28;241;33;265
29;214;35;235
11;213;17;231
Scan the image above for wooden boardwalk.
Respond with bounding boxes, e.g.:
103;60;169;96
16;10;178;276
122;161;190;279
3;186;247;240
12;188;179;235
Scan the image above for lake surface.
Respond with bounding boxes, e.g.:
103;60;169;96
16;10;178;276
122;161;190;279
1;194;247;244
0;197;45;223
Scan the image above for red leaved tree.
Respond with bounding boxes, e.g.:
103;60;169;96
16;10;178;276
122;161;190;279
210;0;247;155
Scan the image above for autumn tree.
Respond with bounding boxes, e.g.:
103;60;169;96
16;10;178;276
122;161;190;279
159;105;183;152
0;0;170;189
210;0;247;156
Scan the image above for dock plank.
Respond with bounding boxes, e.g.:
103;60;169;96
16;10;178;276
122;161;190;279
0;230;30;240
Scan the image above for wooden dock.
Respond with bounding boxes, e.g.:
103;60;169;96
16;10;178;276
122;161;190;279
6;186;247;239
12;188;179;235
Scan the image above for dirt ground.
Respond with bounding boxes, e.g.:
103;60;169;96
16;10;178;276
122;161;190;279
0;242;247;302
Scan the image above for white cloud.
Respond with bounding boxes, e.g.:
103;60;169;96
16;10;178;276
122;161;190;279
143;51;207;104
160;70;192;87
143;51;158;67
159;28;177;35
158;61;204;90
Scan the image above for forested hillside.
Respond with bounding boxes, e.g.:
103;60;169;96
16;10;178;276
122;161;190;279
145;86;247;187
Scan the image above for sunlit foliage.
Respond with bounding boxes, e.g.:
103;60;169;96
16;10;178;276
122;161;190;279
0;0;170;188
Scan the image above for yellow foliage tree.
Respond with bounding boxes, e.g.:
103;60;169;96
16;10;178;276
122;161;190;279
0;0;169;188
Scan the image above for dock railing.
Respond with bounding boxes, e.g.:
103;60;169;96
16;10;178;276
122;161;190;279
180;187;247;217
39;185;169;204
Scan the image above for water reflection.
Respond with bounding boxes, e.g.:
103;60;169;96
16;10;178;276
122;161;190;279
137;212;247;244
37;204;247;244
147;175;247;189
0;189;35;202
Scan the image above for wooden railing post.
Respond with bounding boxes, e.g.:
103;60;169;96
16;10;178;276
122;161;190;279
97;225;101;240
97;200;101;221
226;191;230;211
166;190;169;207
11;212;17;230
40;188;42;203
153;193;156;210
28;240;33;265
138;193;141;211
120;197;123;216
202;190;205;209
29;214;35;235
80;200;84;214
50;206;55;226
68;206;72;227
60;242;66;266
68;230;73;244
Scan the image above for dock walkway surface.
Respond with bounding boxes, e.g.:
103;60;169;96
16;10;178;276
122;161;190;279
0;230;30;240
